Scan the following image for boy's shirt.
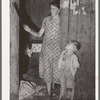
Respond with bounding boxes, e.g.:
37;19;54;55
60;53;80;78
70;54;80;77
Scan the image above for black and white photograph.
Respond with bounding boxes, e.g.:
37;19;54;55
2;0;99;100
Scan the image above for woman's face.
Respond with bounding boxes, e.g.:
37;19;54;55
50;5;59;17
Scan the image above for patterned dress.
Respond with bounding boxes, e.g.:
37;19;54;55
39;16;61;84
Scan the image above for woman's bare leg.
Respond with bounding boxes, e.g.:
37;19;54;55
47;82;52;95
70;89;74;100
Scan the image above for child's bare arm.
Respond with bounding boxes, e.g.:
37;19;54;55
58;50;66;68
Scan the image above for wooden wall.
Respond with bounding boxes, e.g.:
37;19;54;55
10;0;19;100
60;0;95;99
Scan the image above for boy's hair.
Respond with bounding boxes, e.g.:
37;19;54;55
50;0;60;9
70;40;81;51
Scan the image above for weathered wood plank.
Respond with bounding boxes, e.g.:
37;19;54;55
10;0;19;100
60;0;95;99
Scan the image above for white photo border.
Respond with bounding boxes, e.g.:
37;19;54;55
2;0;99;100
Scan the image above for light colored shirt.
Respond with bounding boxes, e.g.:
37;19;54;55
59;53;80;77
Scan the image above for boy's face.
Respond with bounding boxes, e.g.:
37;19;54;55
65;43;77;52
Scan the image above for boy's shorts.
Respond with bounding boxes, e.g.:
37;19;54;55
60;69;75;89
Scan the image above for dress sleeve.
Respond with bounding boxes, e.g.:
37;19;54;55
41;17;47;28
72;55;80;68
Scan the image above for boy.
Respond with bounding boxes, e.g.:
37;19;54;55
58;40;81;100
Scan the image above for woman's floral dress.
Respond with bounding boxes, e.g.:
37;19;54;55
39;16;61;84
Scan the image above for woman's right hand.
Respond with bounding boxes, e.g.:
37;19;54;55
23;25;31;32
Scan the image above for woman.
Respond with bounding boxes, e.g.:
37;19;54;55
23;0;61;98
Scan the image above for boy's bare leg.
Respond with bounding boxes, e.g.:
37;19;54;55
59;80;66;100
66;88;74;100
59;69;66;100
70;89;74;100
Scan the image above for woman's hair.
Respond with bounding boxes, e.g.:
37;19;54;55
50;0;60;9
71;40;81;50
